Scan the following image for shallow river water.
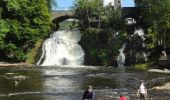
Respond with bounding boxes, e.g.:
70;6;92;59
0;66;169;100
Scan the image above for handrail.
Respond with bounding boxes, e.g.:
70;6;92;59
52;7;73;11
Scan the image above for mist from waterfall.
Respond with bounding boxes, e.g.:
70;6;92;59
36;30;84;66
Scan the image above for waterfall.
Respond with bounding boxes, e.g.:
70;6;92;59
133;28;146;45
117;43;126;67
36;30;84;66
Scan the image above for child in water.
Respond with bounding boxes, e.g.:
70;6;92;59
119;95;127;100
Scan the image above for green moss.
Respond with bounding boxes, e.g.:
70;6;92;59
26;39;43;64
131;63;149;70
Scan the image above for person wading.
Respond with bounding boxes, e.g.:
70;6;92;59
119;95;127;100
137;80;147;100
82;85;94;100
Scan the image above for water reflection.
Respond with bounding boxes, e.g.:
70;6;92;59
0;66;169;100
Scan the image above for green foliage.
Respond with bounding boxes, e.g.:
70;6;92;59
110;31;126;52
14;50;27;62
135;0;170;49
145;27;157;49
73;1;124;66
73;0;122;30
102;8;122;30
131;63;149;70
26;39;43;64
73;0;103;28
134;0;170;65
0;20;9;49
0;0;51;62
80;28;116;66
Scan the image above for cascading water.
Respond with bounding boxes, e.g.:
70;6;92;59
133;28;145;47
113;32;126;67
117;43;126;67
36;30;84;66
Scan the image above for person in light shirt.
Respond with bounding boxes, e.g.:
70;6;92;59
137;80;147;100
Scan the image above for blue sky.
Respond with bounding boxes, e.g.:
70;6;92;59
53;0;134;10
122;0;135;7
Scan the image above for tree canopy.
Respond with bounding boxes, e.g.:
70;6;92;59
135;0;170;49
0;0;51;62
73;0;122;30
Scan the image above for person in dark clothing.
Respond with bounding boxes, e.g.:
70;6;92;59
83;85;94;100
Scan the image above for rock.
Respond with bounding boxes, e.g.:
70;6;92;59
152;83;170;90
13;75;27;80
15;81;19;86
148;69;170;74
164;68;168;71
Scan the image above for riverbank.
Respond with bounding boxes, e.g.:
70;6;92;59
148;69;170;91
148;68;170;74
152;82;170;90
0;62;34;67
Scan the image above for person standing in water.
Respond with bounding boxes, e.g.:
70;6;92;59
119;95;127;100
137;80;147;100
83;85;94;100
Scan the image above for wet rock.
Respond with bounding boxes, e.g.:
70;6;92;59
148;69;170;74
152;83;170;90
15;81;19;86
13;75;27;80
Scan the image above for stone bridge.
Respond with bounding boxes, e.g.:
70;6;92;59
51;7;75;24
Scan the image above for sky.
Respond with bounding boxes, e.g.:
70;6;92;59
122;0;135;7
53;0;135;10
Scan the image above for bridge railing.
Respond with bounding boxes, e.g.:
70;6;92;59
51;7;74;20
52;7;74;12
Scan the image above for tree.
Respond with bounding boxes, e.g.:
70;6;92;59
73;0;103;28
0;0;51;62
135;0;170;50
73;0;123;66
102;6;122;30
73;0;122;30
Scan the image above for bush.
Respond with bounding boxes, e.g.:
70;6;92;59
80;28;115;66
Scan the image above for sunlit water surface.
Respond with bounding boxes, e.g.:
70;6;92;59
0;66;169;100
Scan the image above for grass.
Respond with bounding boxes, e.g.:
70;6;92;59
131;63;149;70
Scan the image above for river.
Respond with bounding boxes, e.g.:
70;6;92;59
0;66;169;100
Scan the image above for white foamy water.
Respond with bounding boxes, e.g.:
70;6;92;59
117;43;126;67
37;30;84;66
